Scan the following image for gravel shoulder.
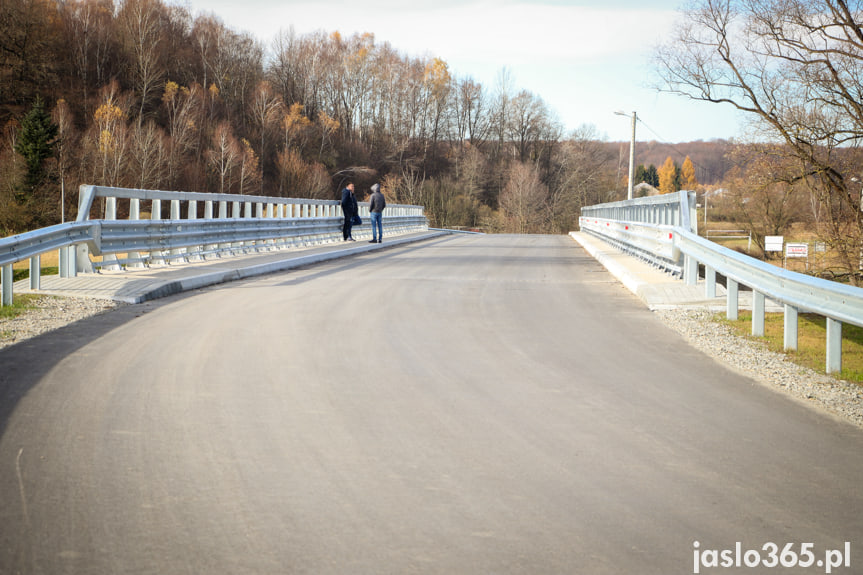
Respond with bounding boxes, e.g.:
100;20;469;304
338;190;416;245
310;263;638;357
2;295;861;429
0;295;123;350
656;308;863;429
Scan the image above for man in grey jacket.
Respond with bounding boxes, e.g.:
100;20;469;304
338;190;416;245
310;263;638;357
368;183;386;243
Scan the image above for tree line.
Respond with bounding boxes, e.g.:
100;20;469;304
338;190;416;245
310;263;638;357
0;0;622;236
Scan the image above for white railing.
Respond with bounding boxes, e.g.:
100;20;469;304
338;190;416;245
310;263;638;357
580;190;863;374
1;185;428;305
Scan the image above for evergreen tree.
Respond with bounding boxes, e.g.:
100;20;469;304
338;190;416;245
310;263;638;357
14;96;58;202
646;165;659;187
635;164;660;188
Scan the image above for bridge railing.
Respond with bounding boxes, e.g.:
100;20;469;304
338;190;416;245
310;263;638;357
1;185;428;305
580;190;863;374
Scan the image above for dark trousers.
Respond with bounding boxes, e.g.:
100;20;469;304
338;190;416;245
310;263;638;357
343;215;353;240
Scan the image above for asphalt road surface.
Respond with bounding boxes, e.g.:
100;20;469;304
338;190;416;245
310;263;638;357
1;234;861;574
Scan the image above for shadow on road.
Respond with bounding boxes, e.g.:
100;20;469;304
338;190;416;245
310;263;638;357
0;293;191;441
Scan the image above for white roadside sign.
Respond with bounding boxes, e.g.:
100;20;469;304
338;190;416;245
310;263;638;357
765;236;784;252
786;243;809;258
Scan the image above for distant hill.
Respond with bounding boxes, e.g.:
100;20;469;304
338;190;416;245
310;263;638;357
603;139;735;186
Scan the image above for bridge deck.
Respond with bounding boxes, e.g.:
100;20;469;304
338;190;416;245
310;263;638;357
16;229;779;311
0;233;859;574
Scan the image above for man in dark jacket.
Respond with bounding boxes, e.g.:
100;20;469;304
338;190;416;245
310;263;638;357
340;182;357;241
368;183;386;243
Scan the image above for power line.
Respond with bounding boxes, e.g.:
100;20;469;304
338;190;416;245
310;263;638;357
633;115;712;185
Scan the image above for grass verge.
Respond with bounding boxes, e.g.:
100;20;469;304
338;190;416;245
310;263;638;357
0;293;44;320
12;266;59;282
719;312;863;384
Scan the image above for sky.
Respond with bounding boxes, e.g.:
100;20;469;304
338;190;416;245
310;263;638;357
180;0;749;144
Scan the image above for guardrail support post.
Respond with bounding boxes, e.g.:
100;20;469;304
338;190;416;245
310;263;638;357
725;278;740;321
826;318;842;374
127;198;144;269
170;199;185;264
752;291;765;337
59;247;68;278
784;304;798;351
684;255;698;286
29;255;40;290
705;266;716;298
75;244;88;274
2;264;12;306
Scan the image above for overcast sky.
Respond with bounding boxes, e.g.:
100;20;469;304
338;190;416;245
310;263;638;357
179;0;747;143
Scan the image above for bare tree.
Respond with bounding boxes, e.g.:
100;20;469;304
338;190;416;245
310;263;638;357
547;124;614;233
130;119;167;188
422;57;452;162
237;138;260;195
317;110;339;161
654;0;863;282
208;122;240;194
52;99;76;221
117;0;167;124
499;161;547;234
508;90;548;163
0;0;61;114
249;80;283;194
162;81;203;187
454;77;491;148
61;0;118;109
718;145;811;253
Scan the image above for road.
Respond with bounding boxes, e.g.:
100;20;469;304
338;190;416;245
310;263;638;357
1;234;861;574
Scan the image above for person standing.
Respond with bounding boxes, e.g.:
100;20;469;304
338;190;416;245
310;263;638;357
340;182;358;241
368;183;386;243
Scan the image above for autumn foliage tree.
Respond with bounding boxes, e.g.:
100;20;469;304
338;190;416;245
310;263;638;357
680;156;698;190
657;156;679;195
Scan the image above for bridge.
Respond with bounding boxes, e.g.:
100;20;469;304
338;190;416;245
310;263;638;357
0;191;862;573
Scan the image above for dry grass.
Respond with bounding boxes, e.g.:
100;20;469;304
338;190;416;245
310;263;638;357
0;293;42;320
12;249;60;270
720;311;863;383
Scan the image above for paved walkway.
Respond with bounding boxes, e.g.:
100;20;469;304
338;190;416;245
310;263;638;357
570;231;783;312
15;231;447;304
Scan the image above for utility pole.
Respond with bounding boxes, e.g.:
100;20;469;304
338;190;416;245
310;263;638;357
615;111;637;200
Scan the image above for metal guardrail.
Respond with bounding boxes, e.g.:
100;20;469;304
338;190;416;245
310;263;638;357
0;185;428;306
578;218;683;274
580;190;863;374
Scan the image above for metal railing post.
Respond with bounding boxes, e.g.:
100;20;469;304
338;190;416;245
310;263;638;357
727;279;739;321
29;255;40;290
826;318;842;374
2;264;12;306
784;304;798;351
752;292;765;337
